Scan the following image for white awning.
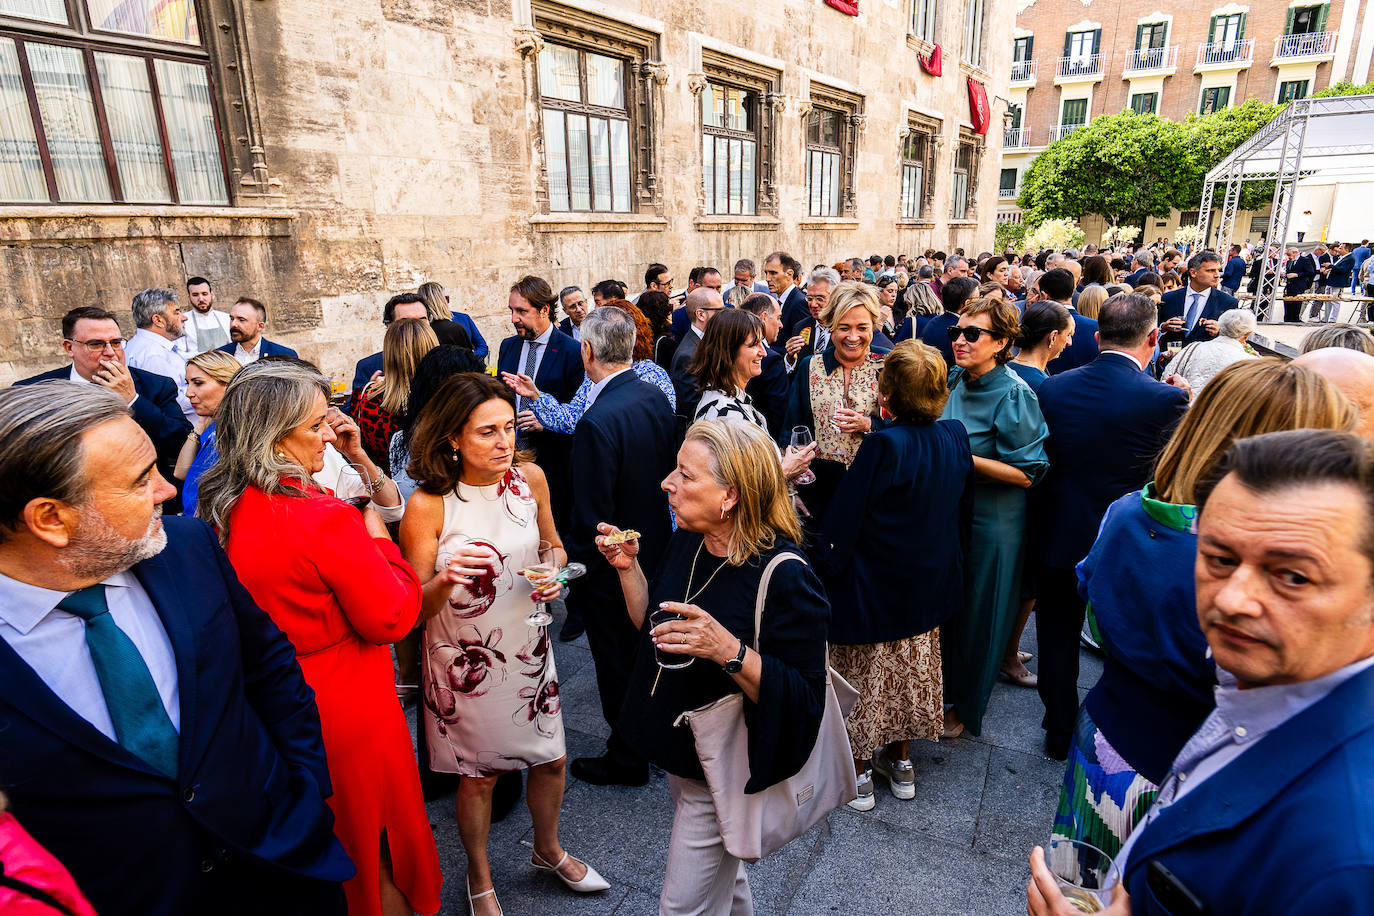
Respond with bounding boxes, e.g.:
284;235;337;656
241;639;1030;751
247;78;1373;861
1206;93;1374;181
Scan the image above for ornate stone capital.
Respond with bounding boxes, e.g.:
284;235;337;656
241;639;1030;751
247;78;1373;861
765;91;787;114
637;61;670;85
514;27;544;57
687;72;708;96
847;113;868;132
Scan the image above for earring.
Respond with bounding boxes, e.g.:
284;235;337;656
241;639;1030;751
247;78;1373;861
451;449;459;462
720;502;728;520
275;451;287;461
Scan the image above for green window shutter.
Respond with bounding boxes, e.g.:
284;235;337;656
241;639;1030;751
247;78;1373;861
1237;12;1247;38
1092;28;1101;56
1316;4;1329;32
1207;15;1217;43
1219;86;1231;108
1284;7;1296;35
1063;31;1071;56
1135;23;1144;50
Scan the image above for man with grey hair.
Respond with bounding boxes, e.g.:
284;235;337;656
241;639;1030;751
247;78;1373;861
0;382;352;915
930;254;969;298
786;266;842;370
124;288;194;422
1171;307;1260;392
565;306;676;788
670;287;724;409
721;257;767;300
556;284;590;342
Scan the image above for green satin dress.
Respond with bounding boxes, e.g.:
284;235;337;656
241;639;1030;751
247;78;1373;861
940;364;1049;735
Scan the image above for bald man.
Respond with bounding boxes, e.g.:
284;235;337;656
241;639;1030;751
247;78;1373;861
669;287;725;412
1295;347;1374;440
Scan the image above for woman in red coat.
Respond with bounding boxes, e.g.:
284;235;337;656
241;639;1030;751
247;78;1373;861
199;360;442;916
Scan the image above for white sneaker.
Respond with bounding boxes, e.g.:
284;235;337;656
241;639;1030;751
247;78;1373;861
871;752;916;800
847;768;875;811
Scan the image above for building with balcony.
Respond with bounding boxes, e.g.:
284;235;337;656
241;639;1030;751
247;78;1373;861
998;0;1374;242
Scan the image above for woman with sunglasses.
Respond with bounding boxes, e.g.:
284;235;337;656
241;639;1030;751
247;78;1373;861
939;297;1049;739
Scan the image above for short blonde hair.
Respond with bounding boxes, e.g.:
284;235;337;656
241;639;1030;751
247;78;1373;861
820;280;882;334
186;349;242;386
684;419;802;565
879;341;947;423
1076;285;1109;320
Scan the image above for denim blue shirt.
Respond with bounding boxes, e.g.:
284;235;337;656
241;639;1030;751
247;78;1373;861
531;359;675;434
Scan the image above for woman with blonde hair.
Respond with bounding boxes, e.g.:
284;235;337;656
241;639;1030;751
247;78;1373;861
417;279;487;356
174;348;243;516
351;317;438;471
1055;358;1354;859
896;279;943;341
1075;284;1108;320
819;341;974;810
597;418;829;915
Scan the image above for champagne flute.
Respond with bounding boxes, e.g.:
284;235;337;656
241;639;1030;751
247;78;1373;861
522;540;558;627
790;426;816;486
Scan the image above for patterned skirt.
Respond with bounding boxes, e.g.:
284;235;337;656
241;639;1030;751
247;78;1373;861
830;630;943;759
1052;706;1159;859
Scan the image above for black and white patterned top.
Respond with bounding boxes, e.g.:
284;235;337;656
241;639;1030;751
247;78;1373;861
693;388;769;433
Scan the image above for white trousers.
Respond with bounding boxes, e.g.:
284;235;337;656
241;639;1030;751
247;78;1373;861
660;775;753;915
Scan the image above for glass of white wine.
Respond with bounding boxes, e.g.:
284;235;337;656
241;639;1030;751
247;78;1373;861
522;540;558;628
789;426;816;486
1046;837;1119;913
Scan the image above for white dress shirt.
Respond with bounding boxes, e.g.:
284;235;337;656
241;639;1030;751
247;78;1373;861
1183;285;1212;334
68;365;138;408
232;339;263;366
518;324;555;382
124;328;194;421
0;569;181;740
173;308;231;357
584;367;631;410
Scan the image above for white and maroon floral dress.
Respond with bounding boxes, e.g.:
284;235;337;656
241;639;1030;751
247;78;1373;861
421;466;565;776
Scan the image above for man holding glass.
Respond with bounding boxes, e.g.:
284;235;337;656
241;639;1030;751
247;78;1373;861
1029;429;1374;915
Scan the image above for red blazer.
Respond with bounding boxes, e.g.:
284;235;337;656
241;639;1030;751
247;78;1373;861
0;812;99;916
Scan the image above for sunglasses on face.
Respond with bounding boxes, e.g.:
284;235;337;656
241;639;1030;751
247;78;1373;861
947;326;1003;343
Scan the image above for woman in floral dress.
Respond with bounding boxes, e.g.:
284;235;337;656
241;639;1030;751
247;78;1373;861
400;373;607;916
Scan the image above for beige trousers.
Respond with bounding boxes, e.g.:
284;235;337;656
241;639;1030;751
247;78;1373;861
660;775;753;915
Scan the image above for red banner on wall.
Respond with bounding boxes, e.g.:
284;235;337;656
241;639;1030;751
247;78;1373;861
919;43;942;75
824;0;859;15
967;78;990;135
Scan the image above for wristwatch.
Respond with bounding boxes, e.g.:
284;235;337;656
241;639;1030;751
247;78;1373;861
723;640;747;674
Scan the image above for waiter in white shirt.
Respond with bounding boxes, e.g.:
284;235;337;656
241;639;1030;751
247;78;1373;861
123;288;195;422
174;276;231;357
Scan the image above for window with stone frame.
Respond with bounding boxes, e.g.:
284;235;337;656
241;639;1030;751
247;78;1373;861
951;130;981;220
805;83;862;218
963;0;986;69
0;0;230;204
900;114;938;220
532;1;662;215
910;0;937;43
696;50;781;217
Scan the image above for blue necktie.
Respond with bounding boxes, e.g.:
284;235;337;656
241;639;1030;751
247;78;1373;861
59;585;178;777
1184;292;1202;333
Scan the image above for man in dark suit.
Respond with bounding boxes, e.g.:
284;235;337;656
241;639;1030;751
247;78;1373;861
496;276;584;534
0;383;352;916
17;306;192;512
564;307;676;787
741;292;790;433
1281;245;1318;323
764;251;809;337
1159;250;1234;349
217;297;297;364
1220;243;1247;293
1031;292;1189;759
346;294;431;402
555;284;590;341
783;267;840;369
669;287;724;413
1122;250;1155;287
670;267;721;341
1038;268;1099;375
1029;430;1374;915
919;275;981;366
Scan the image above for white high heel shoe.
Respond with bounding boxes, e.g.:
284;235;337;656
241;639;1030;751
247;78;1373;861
467;876;502;915
531;850;611;893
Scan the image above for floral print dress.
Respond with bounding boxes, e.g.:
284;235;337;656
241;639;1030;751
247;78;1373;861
421;466;565;775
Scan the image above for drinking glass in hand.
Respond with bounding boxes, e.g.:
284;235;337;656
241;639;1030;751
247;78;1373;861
650;607;693;670
337;463;373;513
522;539;557;628
789;426;816;486
1046;837;1119;913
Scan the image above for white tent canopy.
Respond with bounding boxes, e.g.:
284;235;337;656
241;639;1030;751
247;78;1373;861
1199;93;1374;315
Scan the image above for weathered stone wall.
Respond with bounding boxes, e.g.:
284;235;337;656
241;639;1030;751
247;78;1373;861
1;0;1010;385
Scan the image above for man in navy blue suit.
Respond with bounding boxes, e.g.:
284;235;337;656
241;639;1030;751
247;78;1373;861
556;284;590;341
564;307;675;787
346;293;431;400
1280;245;1318;323
0;383;351;916
1029;430;1374;915
1220;243;1247;293
670;267;721;341
17;306;192;512
1032;292;1188;759
217;297;298;364
1158;251;1233;352
1037;268;1099;375
764;251;809;337
741;292;790;433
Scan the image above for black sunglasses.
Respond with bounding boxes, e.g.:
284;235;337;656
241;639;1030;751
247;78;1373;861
947;326;1004;343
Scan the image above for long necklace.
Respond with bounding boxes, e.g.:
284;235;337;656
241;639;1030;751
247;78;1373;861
684;539;729;604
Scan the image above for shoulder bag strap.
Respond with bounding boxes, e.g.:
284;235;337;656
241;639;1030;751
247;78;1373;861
753;552;830;672
0;863;78;916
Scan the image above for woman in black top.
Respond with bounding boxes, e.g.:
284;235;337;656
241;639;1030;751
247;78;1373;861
596;418;829;916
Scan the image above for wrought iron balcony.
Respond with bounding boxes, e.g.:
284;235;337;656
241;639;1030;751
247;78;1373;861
1055;54;1102;79
1196;38;1254;67
1003;126;1030;148
1273;31;1337;59
1049;123;1084;142
1124;45;1178;72
999;187;1020;199
1010;59;1036;83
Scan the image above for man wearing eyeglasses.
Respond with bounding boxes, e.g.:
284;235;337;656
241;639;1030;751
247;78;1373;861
668;287;724;413
16;306;191;509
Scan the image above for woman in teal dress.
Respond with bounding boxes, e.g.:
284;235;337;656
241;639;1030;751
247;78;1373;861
940;296;1049;737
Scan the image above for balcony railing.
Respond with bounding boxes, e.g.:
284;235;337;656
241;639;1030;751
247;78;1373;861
1274;31;1337;59
1196;38;1254;67
1049;123;1084;142
1010;59;1036;82
1003;126;1030;148
1055;54;1102;79
1124;45;1178;72
998;187;1020;199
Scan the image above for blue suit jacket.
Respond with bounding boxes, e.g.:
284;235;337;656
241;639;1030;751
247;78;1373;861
349;351;384;394
216;338;298;359
919;312;960;365
1124;662;1374;914
0;518;352;915
1158;285;1236;345
780;286;809;338
1032;354;1187;569
745;344;790;435
1221;254;1247;290
1046;310;1099;375
449;310;488;359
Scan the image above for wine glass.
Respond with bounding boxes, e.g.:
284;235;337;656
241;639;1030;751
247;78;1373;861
336;462;374;513
522;539;558;628
789;426;816;486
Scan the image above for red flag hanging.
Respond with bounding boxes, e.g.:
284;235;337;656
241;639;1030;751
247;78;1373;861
919;43;942;76
967;78;990;135
824;0;859;14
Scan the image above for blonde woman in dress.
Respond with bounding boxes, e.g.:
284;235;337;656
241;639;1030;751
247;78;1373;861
400;372;607;916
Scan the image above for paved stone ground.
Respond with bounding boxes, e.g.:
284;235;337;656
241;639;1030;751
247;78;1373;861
410;602;1103;915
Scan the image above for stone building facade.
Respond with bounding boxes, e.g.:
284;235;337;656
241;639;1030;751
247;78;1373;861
997;0;1374;244
0;0;1011;384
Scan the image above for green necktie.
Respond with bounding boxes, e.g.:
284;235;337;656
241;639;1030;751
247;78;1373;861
58;585;179;778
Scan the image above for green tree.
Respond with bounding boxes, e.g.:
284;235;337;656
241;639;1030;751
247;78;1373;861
1017;111;1194;228
994;220;1027;253
1178;99;1283;211
1313;79;1374;98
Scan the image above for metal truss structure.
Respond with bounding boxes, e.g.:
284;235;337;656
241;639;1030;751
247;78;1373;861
1198;93;1374;321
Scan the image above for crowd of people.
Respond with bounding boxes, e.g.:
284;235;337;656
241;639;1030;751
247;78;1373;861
2;239;1374;916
